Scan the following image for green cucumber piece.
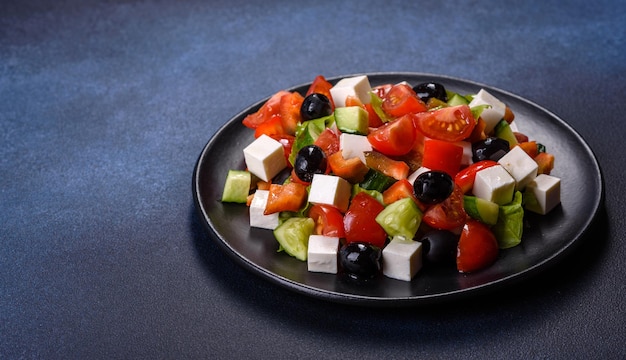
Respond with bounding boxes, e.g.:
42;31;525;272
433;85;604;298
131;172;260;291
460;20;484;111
273;217;315;261
359;169;397;192
288;115;334;165
221;170;251;203
494;120;518;147
464;195;500;225
375;197;422;240
446;93;470;107
492;191;524;249
334;106;369;135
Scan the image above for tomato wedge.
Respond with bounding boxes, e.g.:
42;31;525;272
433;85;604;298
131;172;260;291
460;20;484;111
457;220;499;273
367;114;418;156
306;75;335;110
421;139;463;177
308;204;345;238
422;184;467;230
313;128;340;157
381;84;428;118
242;90;290;129
412;104;476;142
454;160;498;193
343;192;387;248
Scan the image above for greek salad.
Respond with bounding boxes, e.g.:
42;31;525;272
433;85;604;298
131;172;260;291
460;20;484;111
220;75;561;282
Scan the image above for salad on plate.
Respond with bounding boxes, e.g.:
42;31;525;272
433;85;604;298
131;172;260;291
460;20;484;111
219;74;561;283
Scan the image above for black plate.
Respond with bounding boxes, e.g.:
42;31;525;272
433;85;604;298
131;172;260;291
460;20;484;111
193;72;603;306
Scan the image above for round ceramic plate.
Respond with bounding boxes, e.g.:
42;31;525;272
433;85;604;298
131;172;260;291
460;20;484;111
193;73;603;306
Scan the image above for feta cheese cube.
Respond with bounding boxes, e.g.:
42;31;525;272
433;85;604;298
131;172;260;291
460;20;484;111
330;75;372;108
340;133;372;164
407;166;431;185
473;164;516;205
243;134;287;182
498;146;538;190
307;235;340;274
382;237;423;282
308;174;352;212
469;89;506;134
524;174;561;214
249;190;279;230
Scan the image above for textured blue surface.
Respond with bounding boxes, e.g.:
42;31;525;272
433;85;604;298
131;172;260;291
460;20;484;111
1;1;625;358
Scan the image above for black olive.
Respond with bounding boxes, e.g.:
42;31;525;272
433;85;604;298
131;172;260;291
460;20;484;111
339;242;382;280
413;82;448;103
472;137;510;162
300;93;332;121
413;171;454;204
294;145;327;183
419;230;459;266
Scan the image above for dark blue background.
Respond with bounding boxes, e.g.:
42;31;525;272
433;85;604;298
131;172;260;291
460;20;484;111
2;1;624;358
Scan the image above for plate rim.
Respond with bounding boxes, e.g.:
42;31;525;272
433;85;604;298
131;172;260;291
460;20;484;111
192;72;605;307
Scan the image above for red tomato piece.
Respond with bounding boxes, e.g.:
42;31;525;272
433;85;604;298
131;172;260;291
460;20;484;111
308;204;345;238
343;192;387;248
421;139;463;177
382;84;428;118
454;160;498;193
279;92;304;136
364;103;384;128
423;185;467;230
254;115;284;138
412;105;476;142
367;114;418;156
306;75;335;110
242;90;290;129
313;128;340;157
457;220;499;273
535;152;555;175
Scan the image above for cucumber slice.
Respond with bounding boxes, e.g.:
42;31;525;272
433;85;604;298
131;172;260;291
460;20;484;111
335;106;369;135
273;217;315;261
375;197;423;240
447;93;470;107
492;191;524;249
463;195;499;225
494;120;518;147
221;170;251;203
359;169;397;192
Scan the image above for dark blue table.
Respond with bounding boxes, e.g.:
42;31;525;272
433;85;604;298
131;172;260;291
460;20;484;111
2;1;624;358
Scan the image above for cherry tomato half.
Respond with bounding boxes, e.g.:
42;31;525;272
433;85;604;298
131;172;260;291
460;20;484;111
454;160;498;193
367;114;417;156
381;84;428;118
308;204;345;238
422;184;467;230
412;104;476;142
343;192;387;248
457;219;499;273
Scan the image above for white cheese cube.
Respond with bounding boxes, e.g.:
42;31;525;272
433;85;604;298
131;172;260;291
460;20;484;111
330;75;372;108
524;174;561;215
407;166;431;185
340;133;372;164
509;120;519;133
498;146;538;190
469;89;506;134
473;164;516;205
307;235;340;274
382;237;423;282
308;174;352;212
243;134;287;182
249;190;279;230
454;141;474;167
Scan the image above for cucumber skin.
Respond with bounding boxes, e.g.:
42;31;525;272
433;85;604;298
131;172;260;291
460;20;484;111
273;217;315;261
221;170;251;203
463;195;499;226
